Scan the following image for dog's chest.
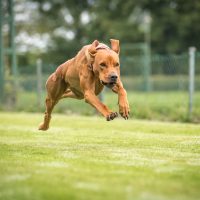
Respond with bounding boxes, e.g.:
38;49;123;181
70;86;84;98
95;80;104;95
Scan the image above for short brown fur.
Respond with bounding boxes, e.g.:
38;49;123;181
39;39;130;130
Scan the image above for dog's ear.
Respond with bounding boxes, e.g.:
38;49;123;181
110;39;120;54
88;40;99;57
86;40;99;63
86;40;99;70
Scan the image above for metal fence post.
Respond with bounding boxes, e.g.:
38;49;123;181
36;59;43;110
9;0;17;79
188;47;196;119
143;44;152;91
0;0;4;101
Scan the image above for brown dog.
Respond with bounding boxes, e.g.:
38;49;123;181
39;39;130;130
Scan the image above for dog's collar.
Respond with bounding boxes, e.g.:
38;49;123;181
88;63;93;71
96;43;110;51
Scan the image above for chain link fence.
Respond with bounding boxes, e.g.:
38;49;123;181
1;47;199;122
120;45;200;91
16;51;200;92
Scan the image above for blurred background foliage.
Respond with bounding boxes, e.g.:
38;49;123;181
15;0;200;66
1;0;200;122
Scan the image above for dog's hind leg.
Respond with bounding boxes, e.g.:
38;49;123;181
38;73;67;131
38;97;57;131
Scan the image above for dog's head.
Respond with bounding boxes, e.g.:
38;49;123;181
87;39;120;89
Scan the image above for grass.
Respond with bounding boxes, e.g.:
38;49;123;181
0;112;200;200
7;91;200;123
106;91;200;122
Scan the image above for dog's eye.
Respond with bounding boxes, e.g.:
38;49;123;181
115;62;119;67
100;63;106;67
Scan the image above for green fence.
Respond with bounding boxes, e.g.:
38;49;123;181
15;51;200;92
120;52;200;91
1;50;200;122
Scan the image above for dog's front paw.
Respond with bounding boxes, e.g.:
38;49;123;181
106;112;118;121
119;100;130;120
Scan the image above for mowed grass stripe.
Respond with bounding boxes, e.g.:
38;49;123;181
0;112;200;200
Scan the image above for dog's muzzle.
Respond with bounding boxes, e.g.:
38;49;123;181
100;80;116;88
100;73;118;88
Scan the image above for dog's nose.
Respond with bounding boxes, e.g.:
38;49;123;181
110;73;118;82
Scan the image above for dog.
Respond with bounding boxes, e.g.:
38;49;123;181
39;39;130;130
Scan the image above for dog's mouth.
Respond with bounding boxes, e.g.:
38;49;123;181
100;80;116;88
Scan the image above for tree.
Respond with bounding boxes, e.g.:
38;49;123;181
16;0;200;67
141;0;200;53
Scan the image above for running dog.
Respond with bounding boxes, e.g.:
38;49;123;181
39;39;130;130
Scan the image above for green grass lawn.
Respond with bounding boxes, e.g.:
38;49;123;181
0;112;200;200
5;91;199;123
